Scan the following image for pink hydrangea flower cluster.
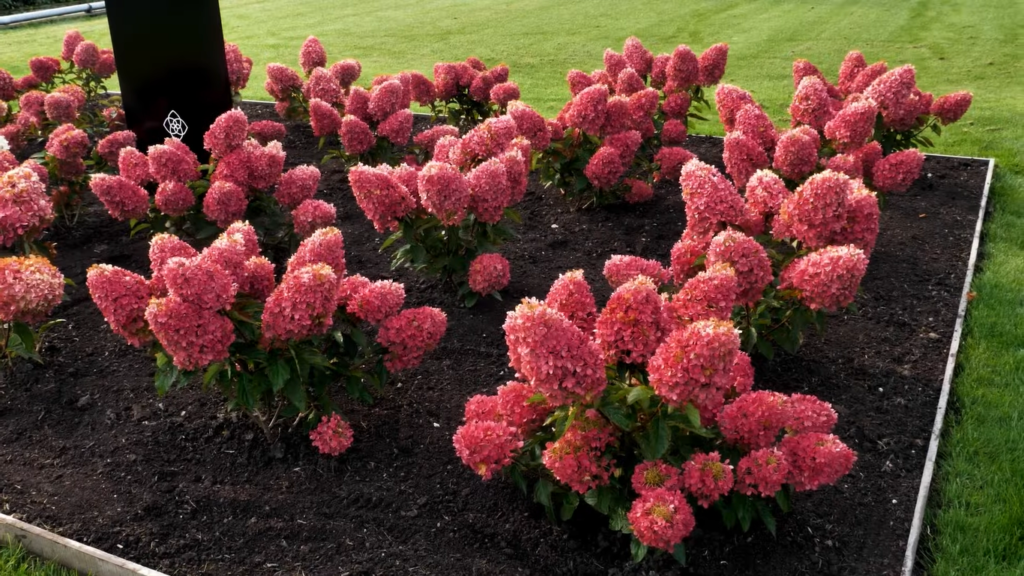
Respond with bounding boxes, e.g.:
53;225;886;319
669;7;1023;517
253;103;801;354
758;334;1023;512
789;76;837;131
89;174;150;221
669;228;713;284
871;149;925;194
468;253;510;295
345;280;405;325
291;199;336;238
627;488;695;552
453;419;522;480
496;381;550;434
715;84;756;131
772;125;821;181
780;432;857;491
666;263;739;327
274;165;321;209
823;99;878;151
347;164;417;232
682;451;734;508
0;166;54;247
595;276;667;365
375;306;448;372
603;255;670;289
864;65;932;131
705;230;772;305
722;131;769;190
735;447;790;497
931;91;973;125
0;256;65;324
632;460;684;494
224;42;253;94
86;264;153;346
202;181;247;228
779;244;869;311
773;170;855;249
145;294;236;370
542;409;618;493
679;159;745;234
647;319;740;415
309;413;355;456
544;269;598;334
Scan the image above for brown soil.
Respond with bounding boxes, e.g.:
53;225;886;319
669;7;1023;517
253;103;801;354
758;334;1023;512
0;103;990;575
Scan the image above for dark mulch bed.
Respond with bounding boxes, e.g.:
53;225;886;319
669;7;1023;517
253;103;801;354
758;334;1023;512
0;103;989;575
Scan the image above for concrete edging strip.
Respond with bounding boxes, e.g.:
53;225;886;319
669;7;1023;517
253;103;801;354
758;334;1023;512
901;156;996;575
0;513;168;576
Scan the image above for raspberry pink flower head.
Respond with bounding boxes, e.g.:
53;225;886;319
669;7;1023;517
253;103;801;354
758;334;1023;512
376;306;447;372
785;393;838;435
632;461;684;495
347;279;405;325
287;226;346;276
679;159;745;231
603;255;670;289
18;91;46;121
723;132;770;190
224;42;252;93
835;185;880;255
248;120;287;145
603;129;643;166
648;319;739;411
745;169;790;217
659;119;687;147
54;158;86;180
789;76;836;131
780;433;856;491
697;43;729;86
603;49;628;80
148;233;198;295
301;98;340;138
503;298;606;405
0;70;15;103
265;63;302;100
715;84;756;131
404;70;435;106
595;276;667;365
368;80;405;122
718;390;788;449
667;263;739;327
567;84;609;136
460;115;518;161
378;109;414;146
496;381;549;434
453;420;522;480
298;36;327;75
627;489;695;552
347;164;416;232
291;199;336;238
736;447;790;497
545;269;597;334
0;167;53;247
45;124;90;161
0;256;64;324
542;410;618;493
837;51;868;96
310;413;354;456
464;394;502;423
825;153;863;180
204;109;249;157
274;165;320;209
615;68;646;97
162;256;237;312
871;149;925;194
90;174;150;221
670;228;713;284
261;262;339;344
654;146;696;183
238;256;275;301
682;451;734;508
303;67;342;103
146;295;235;370
43;92;78;124
706;230;772;305
667;44;699;88
931;91;973;125
734;104;778;153
86;264;151;346
650;54;670;88
96;130;137;165
93;49;116;79
330;59;361;89
772;125;821;181
148;141;200;184
417;161;471;226
72;40;100;70
413;125;460;156
847;61;889;95
623;178;654;204
155;181;195;217
661;91;691;121
824;99;878;151
583;145;625;191
336;114;373;155
203;180;248;228
779;244;868;311
468;253;511;295
489;82;520;108
864;65;921;130
508;101;550;151
622;36;653;77
468;70;496;103
61;30;85;61
244;140;286;191
774;169;852;248
629;87;660;119
199;222;260;285
566;69;594;96
118;147;153;186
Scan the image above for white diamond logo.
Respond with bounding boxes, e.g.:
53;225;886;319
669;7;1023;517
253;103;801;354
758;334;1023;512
163;110;188;139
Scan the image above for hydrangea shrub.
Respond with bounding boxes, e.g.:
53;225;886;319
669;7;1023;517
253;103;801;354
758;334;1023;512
87;223;447;452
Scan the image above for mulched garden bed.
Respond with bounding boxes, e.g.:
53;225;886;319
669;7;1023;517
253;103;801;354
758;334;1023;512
0;102;989;575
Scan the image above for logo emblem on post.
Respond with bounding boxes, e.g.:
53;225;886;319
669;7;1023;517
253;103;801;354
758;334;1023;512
163;110;188;139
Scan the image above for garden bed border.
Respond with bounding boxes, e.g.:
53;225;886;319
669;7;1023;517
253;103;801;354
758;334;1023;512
0;513;168;576
902;155;995;575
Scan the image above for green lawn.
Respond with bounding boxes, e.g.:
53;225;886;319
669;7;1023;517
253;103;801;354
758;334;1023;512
2;1;1023;573
0;542;78;576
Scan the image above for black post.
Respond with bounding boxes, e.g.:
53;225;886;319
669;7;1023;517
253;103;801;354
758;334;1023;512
104;0;233;158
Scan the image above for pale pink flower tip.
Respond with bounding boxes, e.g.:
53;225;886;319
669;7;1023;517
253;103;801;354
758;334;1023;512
697;43;729;87
310;413;354;456
544;269;597;334
468;253;511;296
627;489;695;552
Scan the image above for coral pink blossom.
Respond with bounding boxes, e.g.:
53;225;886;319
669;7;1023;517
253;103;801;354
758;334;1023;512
490;82;520;108
682;451;734;508
504;298;606;404
347;280;405;325
417;161;471;226
785;393;838;435
45;124;90;161
864;65;924;130
584;146;625;190
775;169;852;248
627;489;695;552
287;226;345;276
542;410;617;493
615;68;646;97
789;76;836;131
632;461;684;495
162;256;236;311
274;165;320;209
667;44;699;88
496;381;549;434
654;146;696;183
72;40;100;70
780;433;857;491
248;120;286;145
337;114;374;155
835;185;880;256
736;447;790;497
661;118;688;146
603;255;670;289
378;109;413;146
706;230;772;305
679;159;745;232
468;253;510;295
453;420;522;480
460;116;518;161
60;30;85;61
303;67;342;103
310;413;354;456
715;84;756;131
43;93;78;124
0;256;63;324
595;276;666;365
623;178;654;204
719;390;788;449
291;199;336;238
90;174;150;221
199;223;259;285
347;164;417;232
18;90;46;119
148;233;198;294
464;394;501;423
837;51;867;96
330;59;361;89
824;99;878;151
238;256;275;301
299;36;327;75
931;91;973;125
567;84;609;135
662;91;691;121
262;263;339;343
847;61;889;96
405;70;435;106
734;104;777;153
0;167;53;247
871;149;925;194
648;319;739;411
566;69;594;96
336;274;371;310
779;245;868;311
204;109;248;157
667;263;739;327
468;71;495;103
854;140;884;176
622;36;653;77
148;141;200;184
745;169;789;217
245;140;286;191
146;295;234;370
544;269;597;334
307;98;342;138
670;228;713;284
28;56;60;83
96;130;137;165
723;132;770;190
650;54;670;88
508;101;550;151
224;43;252;93
698;43;729;86
376;306;447;372
729;351;755;396
825;153;864;179
203;181;248;228
86;264;151;346
368;80;405;122
155;181;195;216
413;125;460;155
118;147;153;186
603;49;628;80
772;125;821;181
